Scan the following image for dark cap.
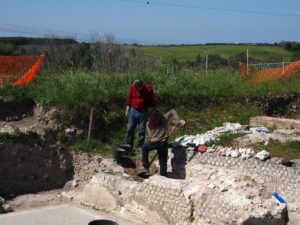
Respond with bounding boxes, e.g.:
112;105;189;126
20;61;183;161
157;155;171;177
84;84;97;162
133;80;143;88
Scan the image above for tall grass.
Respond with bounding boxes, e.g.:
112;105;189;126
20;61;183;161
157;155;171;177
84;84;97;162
1;69;300;145
1;69;300;117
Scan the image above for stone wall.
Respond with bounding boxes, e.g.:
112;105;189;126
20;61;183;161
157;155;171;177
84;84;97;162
250;116;300;129
133;176;192;225
171;148;300;205
84;172;288;225
83;151;295;225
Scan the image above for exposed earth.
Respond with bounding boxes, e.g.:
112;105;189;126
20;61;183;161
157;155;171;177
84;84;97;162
1;98;300;225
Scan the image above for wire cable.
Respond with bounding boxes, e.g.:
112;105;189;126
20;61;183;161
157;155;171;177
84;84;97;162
118;0;300;17
0;22;163;45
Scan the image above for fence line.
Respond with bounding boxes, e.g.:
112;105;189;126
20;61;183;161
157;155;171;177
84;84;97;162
248;62;292;70
239;60;300;83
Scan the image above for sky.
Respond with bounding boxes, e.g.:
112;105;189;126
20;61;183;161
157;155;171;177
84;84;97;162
1;0;300;45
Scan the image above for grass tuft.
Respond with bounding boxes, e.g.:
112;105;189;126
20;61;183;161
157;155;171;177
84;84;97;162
71;138;111;156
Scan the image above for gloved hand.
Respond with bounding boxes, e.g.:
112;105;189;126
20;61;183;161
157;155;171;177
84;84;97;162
175;120;185;127
125;106;131;118
174;121;181;127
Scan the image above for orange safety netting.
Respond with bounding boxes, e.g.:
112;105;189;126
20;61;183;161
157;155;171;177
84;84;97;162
0;54;45;87
239;60;300;84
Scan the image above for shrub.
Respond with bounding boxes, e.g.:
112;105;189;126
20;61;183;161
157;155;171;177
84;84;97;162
207;54;227;69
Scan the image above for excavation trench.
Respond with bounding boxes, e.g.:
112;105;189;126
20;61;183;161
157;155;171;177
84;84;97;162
1;97;300;224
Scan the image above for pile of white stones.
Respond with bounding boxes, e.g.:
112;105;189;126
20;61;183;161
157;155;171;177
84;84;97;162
173;122;269;147
172;122;271;161
206;145;256;159
204;145;270;161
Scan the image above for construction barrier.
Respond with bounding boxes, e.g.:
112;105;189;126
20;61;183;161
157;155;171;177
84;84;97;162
239;60;300;84
0;53;45;87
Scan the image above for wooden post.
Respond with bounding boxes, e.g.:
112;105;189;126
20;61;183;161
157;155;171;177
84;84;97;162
205;55;208;74
246;49;249;75
108;49;112;74
87;108;95;143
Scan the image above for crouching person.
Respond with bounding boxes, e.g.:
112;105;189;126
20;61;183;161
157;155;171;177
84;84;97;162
141;109;180;177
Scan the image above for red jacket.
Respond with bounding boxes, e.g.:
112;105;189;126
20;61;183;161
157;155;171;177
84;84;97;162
126;83;156;110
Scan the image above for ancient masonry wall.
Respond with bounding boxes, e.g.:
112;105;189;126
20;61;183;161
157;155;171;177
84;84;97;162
171;148;300;205
130;148;294;225
84;146;298;225
133;177;192;225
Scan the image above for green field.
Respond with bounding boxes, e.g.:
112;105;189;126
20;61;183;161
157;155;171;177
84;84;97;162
124;45;293;62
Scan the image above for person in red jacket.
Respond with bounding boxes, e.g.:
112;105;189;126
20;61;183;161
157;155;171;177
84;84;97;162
125;80;156;151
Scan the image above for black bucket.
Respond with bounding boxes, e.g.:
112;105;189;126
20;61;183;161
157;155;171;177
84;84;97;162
112;146;126;161
117;144;131;151
88;220;119;225
111;144;131;160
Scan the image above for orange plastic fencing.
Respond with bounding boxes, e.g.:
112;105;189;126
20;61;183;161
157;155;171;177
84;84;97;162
0;54;45;87
239;60;300;84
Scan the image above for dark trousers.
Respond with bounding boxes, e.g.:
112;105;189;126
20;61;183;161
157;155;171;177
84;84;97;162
142;140;168;176
127;108;148;149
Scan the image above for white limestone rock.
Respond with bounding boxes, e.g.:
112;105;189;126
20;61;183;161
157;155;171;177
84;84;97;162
255;150;270;161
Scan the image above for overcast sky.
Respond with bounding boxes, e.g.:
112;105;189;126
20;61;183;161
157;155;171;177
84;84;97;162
1;0;300;44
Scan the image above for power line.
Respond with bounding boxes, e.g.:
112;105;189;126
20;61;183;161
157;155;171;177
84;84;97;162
118;0;300;17
0;23;163;45
0;23;90;42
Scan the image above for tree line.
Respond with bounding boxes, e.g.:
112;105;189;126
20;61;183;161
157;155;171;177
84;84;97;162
1;37;300;74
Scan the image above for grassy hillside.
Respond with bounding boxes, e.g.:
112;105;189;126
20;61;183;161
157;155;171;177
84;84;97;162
2;68;300;121
124;45;293;62
1;68;300;158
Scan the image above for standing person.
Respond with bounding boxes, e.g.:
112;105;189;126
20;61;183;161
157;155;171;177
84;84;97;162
141;109;180;177
125;79;156;152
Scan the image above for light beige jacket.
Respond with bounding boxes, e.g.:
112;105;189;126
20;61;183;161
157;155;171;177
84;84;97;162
147;109;179;142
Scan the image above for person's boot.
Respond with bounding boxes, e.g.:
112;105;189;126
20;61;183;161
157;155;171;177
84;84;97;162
137;166;149;174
